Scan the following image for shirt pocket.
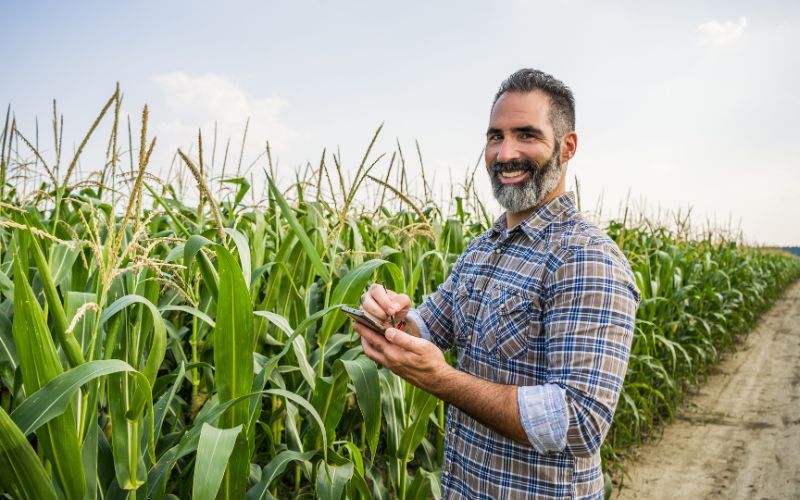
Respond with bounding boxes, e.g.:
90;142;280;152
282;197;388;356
453;277;475;341
481;286;535;361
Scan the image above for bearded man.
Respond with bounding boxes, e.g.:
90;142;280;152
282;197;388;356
353;68;641;499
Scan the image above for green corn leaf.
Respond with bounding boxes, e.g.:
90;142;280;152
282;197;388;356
348;469;373;499
246;450;316;500
49;241;80;288
407;469;440;500
0;406;58;500
224;228;252;289
318;258;389;347
101;294;166;386
11;244;86;499
11;359;138;435
193;423;243;500
185;234;220;301
334;442;372;499
160;304;216;329
267;174;330;282
339;441;365;476
184;234;214;272
306;361;349;448
293;334;316;390
381;261;406;294
0;316;18;374
214;245;255;499
407;250;446;301
252;305;342;385
147;388;328;498
397;388;439;461
253;310;293;337
107;372;147;490
315;461;354;500
146;395;261;498
153;362;186;437
0;268;14;297
380;371;405;456
64;291;98;356
341;357;382;457
82;421;100;500
96;301;159;492
222;176;251;207
267;388;329;454
26;225;85;367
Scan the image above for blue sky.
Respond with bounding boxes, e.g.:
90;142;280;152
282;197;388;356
2;1;798;245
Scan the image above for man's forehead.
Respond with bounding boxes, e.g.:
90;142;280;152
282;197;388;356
489;91;553;130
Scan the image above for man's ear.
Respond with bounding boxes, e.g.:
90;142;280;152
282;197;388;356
559;131;578;164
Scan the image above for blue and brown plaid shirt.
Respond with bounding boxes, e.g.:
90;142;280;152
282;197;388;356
413;191;640;499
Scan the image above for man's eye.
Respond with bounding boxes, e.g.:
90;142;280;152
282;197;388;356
487;134;502;142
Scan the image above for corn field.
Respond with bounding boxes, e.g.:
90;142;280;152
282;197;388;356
1;90;799;500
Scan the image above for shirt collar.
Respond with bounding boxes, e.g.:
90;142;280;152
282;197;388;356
489;191;577;241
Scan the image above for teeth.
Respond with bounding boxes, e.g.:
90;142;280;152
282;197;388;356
499;170;525;178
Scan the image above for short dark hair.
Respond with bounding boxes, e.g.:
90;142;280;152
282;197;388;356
492;68;576;141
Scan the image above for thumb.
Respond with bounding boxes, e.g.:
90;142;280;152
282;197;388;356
384;327;423;351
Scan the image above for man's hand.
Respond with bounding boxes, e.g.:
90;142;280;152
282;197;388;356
353;285;530;447
352;322;449;391
360;284;411;328
353;320;530;445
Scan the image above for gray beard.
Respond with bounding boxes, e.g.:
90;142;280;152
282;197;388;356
490;152;562;214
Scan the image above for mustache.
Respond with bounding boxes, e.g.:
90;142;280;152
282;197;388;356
492;159;540;174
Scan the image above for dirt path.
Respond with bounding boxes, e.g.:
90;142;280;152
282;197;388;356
615;279;800;500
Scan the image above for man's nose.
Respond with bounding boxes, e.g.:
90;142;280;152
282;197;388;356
495;138;520;163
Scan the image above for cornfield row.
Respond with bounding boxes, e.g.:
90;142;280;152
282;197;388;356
1;91;798;499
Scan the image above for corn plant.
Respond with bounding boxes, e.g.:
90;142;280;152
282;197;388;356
0;90;798;499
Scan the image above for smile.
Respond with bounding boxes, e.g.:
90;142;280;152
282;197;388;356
499;170;526;178
496;169;530;184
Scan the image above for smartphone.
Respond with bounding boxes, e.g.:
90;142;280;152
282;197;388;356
342;305;387;334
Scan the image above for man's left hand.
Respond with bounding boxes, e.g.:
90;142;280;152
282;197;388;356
352;321;451;392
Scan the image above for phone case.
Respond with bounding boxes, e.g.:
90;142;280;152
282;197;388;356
342;305;387;334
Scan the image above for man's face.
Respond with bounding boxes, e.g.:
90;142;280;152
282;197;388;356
485;90;563;214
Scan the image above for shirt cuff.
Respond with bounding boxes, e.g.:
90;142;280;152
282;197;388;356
406;309;432;341
517;384;568;453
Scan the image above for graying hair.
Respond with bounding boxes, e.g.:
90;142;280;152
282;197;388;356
492;69;576;142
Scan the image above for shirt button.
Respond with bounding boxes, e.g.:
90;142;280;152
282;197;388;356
499;303;505;310
494;247;501;254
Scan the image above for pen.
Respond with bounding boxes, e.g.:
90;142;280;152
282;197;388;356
382;283;396;327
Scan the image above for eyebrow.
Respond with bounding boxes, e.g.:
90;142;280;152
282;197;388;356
485;126;547;139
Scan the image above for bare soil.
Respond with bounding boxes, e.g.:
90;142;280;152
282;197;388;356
615;279;800;500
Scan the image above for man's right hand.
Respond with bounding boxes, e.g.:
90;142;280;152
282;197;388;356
359;284;412;329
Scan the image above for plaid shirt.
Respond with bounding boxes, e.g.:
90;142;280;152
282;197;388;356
415;192;640;499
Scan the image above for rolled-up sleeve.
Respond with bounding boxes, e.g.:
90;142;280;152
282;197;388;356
518;383;568;452
539;242;641;457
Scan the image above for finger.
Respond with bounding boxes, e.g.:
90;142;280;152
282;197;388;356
360;293;388;321
369;284;402;316
384;327;426;353
355;324;396;367
352;321;389;350
385;291;412;315
360;335;385;365
353;323;412;366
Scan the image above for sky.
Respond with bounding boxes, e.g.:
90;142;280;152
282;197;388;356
2;1;798;245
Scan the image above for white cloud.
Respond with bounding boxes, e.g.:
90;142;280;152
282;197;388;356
697;16;747;46
152;72;293;175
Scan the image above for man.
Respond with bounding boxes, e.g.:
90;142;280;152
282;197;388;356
353;68;641;499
